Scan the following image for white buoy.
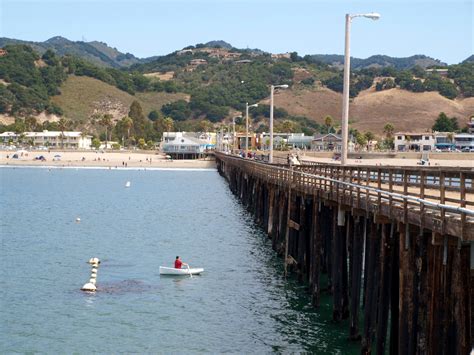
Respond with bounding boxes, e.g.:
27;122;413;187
76;217;81;223
125;181;131;188
81;257;100;292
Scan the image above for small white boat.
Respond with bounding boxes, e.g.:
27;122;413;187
159;266;204;275
125;181;131;188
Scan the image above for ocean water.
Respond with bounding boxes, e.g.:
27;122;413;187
0;167;359;354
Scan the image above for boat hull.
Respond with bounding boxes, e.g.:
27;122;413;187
159;266;204;275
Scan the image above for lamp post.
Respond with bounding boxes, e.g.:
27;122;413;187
269;84;289;164
245;102;258;158
341;12;380;165
232;116;236;153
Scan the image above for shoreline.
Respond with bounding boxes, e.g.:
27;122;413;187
0;164;217;171
0;150;216;170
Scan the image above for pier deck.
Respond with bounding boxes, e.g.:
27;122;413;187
216;152;473;354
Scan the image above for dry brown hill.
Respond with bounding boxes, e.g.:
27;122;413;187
263;86;474;135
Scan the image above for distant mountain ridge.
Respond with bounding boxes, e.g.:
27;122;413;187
309;54;447;70
0;36;146;68
0;36;469;70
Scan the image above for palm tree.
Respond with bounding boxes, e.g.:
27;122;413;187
163;117;174;140
324;115;333;133
198;119;213;133
281;120;295;133
383;123;395;139
100;114;113;149
58;118;69;149
123;116;133;141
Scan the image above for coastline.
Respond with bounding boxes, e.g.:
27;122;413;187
0;150;216;170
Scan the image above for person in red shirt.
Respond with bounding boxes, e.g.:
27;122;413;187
174;256;188;269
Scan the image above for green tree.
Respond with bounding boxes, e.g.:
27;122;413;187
198;119;213;132
432;112;459;132
148;110;160;121
364;131;375;142
129;100;146;138
58;118;69;149
138;138;146;149
279;120;296;133
383;123;395;139
100;114;113;149
324;115;333;133
163;117;174;137
122;116;133;141
355;131;367;147
91;138;101;150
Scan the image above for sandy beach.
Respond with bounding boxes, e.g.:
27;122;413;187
0;150;216;169
298;156;474;168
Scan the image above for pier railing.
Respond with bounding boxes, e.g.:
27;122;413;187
216;152;474;240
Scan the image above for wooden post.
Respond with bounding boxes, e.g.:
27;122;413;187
284;167;293;277
375;223;394;354
311;197;322;307
349;214;364;340
361;222;379;354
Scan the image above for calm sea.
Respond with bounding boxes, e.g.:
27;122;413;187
0;167;359;354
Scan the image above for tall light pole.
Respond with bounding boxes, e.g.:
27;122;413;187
269;84;289;164
232;116;236;153
341;12;380;165
245;102;258;158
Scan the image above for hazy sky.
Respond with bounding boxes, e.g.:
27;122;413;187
1;0;472;64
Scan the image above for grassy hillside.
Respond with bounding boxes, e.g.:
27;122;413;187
51;75;188;122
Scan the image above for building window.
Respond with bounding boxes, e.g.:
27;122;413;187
397;136;403;140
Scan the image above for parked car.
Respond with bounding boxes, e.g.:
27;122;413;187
461;147;474;152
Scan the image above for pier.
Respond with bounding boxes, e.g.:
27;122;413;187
216;152;473;354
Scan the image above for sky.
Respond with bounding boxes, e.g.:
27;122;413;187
0;0;472;64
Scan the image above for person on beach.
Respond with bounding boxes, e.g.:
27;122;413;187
174;256;188;269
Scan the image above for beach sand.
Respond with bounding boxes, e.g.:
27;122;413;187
0;150;216;169
298;156;474;168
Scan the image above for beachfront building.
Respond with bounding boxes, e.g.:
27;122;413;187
434;133;456;150
467;117;474;134
235;132;258;151
454;133;474;150
394;132;436;151
287;134;313;150
162;132;210;159
0;131;92;149
311;133;342;151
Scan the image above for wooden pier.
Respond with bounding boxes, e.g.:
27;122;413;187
215;152;473;354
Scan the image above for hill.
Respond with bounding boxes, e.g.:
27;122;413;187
0;36;144;68
262;86;474;134
51;75;188;123
308;54;446;70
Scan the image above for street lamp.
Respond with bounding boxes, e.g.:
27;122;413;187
246;102;258;158
269;84;289;164
341;12;380;165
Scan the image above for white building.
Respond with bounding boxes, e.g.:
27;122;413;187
311;133;342;151
454;133;474;150
394;132;436;151
162;132;212;159
467;117;474;134
0;131;92;149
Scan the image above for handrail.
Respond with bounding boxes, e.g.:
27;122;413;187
215;152;474;219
